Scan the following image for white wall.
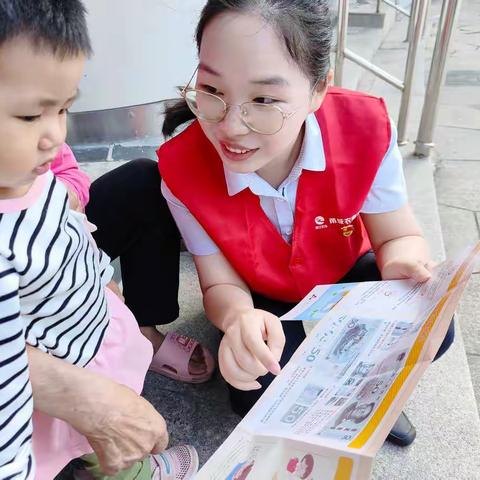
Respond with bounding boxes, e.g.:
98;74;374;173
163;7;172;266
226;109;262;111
72;0;204;113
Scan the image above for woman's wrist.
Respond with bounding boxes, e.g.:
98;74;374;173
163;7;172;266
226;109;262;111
203;284;254;332
26;345;109;424
376;234;429;269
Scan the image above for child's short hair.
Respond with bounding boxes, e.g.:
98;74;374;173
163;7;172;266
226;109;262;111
0;0;92;57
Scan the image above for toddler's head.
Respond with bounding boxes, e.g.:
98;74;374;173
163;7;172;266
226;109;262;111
0;0;91;198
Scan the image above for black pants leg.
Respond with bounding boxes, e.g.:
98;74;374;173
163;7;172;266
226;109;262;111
228;251;455;416
85;159;181;327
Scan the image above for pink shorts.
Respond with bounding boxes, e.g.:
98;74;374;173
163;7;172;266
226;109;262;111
32;288;153;479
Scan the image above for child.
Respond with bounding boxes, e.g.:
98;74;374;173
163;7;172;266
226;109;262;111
0;1;197;478
158;0;454;447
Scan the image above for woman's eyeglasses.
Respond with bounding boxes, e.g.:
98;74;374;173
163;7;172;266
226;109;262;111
179;67;298;135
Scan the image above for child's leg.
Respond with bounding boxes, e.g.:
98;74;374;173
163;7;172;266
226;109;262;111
79;454;151;480
75;446;199;480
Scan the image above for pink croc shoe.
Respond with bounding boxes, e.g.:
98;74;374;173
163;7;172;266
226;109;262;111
151;445;199;480
149;332;215;383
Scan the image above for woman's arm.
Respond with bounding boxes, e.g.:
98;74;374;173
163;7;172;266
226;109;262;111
51;144;90;210
194;252;284;390
162;180;284;389
27;346;168;475
361;204;432;282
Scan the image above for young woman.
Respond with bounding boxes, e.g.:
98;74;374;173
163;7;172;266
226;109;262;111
157;0;454;447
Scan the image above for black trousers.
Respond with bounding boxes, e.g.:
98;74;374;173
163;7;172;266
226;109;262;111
85;159;181;327
229;251;456;417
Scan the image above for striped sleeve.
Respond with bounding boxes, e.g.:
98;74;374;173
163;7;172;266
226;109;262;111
0;256;34;480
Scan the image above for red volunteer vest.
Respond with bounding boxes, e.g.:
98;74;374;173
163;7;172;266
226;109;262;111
159;87;391;302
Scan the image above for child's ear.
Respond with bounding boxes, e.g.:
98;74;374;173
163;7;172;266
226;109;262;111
309;70;334;113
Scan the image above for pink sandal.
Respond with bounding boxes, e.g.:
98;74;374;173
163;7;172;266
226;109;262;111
149;332;215;383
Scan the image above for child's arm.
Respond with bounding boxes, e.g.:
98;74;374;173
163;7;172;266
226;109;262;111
361;204;432;282
0;257;34;478
194;252;285;391
51;143;91;210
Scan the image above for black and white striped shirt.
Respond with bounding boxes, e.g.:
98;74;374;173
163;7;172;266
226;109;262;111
0;171;112;478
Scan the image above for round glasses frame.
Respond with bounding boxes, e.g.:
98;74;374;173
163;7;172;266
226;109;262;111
178;67;298;135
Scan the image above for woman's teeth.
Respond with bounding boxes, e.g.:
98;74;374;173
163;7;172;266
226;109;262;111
225;145;251;154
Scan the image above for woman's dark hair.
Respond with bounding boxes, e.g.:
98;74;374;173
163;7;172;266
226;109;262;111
162;0;332;137
0;0;92;57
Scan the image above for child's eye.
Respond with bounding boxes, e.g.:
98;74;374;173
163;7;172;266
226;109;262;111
253;97;277;105
17;115;41;122
59;108;69;115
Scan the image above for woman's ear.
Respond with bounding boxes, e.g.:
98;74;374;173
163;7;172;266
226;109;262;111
309;70;334;113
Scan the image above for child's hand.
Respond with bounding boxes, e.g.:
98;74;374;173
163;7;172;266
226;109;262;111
219;308;285;391
66;186;83;212
106;280;125;302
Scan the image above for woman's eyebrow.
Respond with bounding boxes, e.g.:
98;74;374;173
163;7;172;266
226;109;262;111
250;76;290;87
198;62;221;76
198;63;289;86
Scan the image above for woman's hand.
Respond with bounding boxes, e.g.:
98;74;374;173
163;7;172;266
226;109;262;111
380;247;434;282
71;378;169;475
219;308;285;390
27;346;168;475
362;205;433;283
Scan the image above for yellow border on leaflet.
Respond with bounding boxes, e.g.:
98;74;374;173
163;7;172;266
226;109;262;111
334;457;354;480
448;243;480;290
347;296;447;448
347;242;480;449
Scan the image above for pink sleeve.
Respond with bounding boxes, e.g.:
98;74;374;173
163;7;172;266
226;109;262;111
50;144;91;207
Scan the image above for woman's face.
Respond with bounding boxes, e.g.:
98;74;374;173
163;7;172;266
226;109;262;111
196;12;327;183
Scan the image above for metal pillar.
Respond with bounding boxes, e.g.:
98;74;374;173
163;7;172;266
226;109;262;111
397;0;429;143
415;0;463;156
334;0;349;87
334;0;429;144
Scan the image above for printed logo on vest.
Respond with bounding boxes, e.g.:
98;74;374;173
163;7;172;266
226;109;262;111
314;214;359;235
341;225;355;237
314;216;328;230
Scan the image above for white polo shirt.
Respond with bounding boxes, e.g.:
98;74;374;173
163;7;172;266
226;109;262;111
161;114;408;256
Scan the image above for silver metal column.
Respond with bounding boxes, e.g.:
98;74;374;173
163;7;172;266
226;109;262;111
415;0;463;156
334;0;349;86
397;0;428;143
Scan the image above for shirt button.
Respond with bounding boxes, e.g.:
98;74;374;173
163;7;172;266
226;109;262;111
285;228;292;235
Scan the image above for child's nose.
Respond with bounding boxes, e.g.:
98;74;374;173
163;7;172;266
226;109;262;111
39;117;66;151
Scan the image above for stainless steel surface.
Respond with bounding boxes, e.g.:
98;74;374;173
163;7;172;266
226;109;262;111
383;0;411;17
334;0;349;86
415;0;463;156
397;0;428;143
66;100;170;146
344;48;405;90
